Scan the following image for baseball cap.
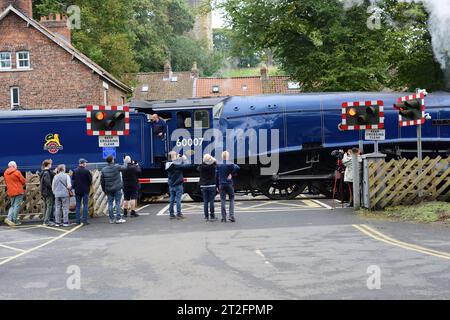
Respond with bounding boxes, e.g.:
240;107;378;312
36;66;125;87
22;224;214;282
79;158;88;164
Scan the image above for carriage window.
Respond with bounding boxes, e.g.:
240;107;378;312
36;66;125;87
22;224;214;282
194;110;210;129
177;112;191;129
213;102;224;119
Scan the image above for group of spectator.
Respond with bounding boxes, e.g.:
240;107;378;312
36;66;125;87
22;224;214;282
2;154;142;228
166;150;240;222
2;145;241;226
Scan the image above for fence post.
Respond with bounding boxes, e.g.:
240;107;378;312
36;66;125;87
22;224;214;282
361;152;387;209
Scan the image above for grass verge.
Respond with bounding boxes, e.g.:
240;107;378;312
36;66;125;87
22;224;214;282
358;201;450;225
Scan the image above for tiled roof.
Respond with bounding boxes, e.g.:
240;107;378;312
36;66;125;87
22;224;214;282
262;76;302;94
132;72;195;101
195;77;263;97
130;72;302;101
195;76;301;98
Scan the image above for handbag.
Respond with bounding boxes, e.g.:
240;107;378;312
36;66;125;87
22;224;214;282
59;174;74;197
68;188;74;197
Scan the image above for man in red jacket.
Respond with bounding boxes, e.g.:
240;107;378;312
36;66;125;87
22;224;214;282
4;161;26;227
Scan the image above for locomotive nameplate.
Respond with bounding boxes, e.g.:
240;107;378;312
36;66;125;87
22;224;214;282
365;129;385;141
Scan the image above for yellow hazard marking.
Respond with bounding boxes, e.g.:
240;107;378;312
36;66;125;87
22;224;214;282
352;224;450;261
0;224;83;266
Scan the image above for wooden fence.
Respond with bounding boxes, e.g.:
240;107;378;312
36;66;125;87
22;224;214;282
0;170;109;221
366;156;450;209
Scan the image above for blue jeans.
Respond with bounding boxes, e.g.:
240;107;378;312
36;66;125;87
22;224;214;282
7;195;23;222
107;190;122;221
169;185;183;216
201;187;216;218
220;184;235;219
76;193;89;224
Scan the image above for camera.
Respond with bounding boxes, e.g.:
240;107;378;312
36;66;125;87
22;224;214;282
331;149;344;160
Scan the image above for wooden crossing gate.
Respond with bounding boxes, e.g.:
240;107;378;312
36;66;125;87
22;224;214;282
364;156;450;210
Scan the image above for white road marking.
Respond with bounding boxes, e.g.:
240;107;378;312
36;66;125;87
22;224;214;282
0;244;26;253
158;207;329;216
311;199;333;210
0;237;55;245
0;256;13;260
0;226;41;233
0;224;83;266
38;225;68;233
156;204;170;216
136;204;150;212
255;249;272;265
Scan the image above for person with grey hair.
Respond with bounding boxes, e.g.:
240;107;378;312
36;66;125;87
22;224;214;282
3;161;26;227
52;164;72;227
198;154;217;222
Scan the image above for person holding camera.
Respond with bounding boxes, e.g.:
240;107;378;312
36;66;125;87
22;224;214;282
165;151;191;220
342;148;362;207
122;155;142;218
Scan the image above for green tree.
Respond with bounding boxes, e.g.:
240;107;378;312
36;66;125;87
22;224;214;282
169;35;223;76
219;0;445;91
213;28;261;68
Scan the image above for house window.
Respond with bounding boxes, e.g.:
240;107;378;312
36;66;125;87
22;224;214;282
10;87;20;109
212;85;220;93
141;85;149;92
103;89;109;105
16;51;30;69
0;52;11;69
288;82;300;90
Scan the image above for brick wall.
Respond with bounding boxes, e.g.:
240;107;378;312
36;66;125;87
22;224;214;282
0;12;127;110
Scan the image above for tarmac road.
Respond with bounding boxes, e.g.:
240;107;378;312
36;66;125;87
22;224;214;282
0;196;449;300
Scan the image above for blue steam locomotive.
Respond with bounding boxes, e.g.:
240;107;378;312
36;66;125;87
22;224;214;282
1;91;449;201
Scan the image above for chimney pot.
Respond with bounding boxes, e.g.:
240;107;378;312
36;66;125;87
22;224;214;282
260;64;268;81
164;60;172;80
191;61;199;79
40;11;72;43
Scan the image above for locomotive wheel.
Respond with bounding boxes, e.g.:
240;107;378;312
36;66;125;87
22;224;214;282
259;180;306;200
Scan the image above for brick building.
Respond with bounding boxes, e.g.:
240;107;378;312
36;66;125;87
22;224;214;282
0;1;131;110
132;64;301;101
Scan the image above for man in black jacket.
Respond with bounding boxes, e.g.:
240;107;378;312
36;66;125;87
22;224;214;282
165;151;191;219
40;159;55;226
101;155;127;224
73;159;93;225
122;156;141;218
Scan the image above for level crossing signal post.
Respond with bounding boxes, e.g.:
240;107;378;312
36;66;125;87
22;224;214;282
86;105;130;160
340;100;385;210
394;89;427;169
